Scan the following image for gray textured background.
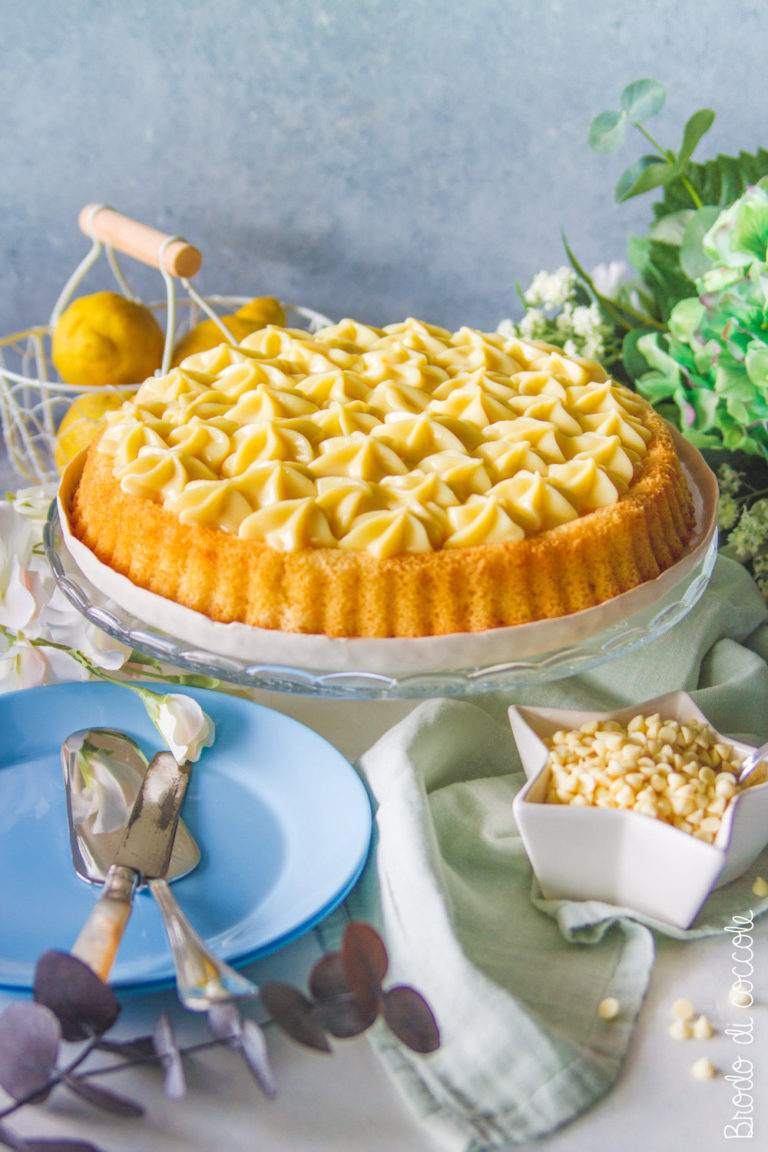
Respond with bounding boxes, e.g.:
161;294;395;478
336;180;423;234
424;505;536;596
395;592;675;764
1;0;767;339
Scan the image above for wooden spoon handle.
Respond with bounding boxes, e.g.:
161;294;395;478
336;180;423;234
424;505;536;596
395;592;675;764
78;204;202;278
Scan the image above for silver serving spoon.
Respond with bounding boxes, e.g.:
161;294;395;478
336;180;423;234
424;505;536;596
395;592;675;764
62;728;258;1011
737;739;768;786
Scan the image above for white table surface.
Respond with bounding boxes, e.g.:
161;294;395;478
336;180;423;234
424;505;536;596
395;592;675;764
0;440;765;1150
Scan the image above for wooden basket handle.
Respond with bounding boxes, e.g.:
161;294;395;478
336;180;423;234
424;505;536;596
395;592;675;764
78;204;202;278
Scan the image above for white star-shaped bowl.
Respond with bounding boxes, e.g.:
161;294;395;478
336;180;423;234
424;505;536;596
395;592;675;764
509;691;768;928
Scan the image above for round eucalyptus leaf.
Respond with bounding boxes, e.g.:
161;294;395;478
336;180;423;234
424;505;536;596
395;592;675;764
260;982;331;1053
381;986;441;1054
620;78;666;122
0;1002;60;1102
308;951;350;1003
340;922;388;1019
313;995;377;1039
33;951;120;1043
588;109;627;154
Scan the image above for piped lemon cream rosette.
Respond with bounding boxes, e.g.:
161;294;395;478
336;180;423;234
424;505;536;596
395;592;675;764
69;319;696;638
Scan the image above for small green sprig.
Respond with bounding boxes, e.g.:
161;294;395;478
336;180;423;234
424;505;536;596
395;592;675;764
588;79;714;208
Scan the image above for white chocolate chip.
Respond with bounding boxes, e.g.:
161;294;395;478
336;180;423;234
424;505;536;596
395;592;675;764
752;876;768;898
671;998;696;1021
669;1019;692;1040
542;715;747;842
691;1015;713;1039
597;997;621;1021
729;987;753;1008
691;1057;717;1080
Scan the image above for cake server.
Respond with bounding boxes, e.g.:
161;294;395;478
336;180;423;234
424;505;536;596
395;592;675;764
63;729;258;1009
63;728;199;886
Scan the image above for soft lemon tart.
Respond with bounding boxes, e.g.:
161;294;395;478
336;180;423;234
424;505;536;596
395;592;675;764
69;318;696;638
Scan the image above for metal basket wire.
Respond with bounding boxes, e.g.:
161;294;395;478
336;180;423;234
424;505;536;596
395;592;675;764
0;206;332;484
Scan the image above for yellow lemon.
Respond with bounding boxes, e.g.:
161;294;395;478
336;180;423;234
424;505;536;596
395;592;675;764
54;390;130;471
170;296;286;366
52;291;165;389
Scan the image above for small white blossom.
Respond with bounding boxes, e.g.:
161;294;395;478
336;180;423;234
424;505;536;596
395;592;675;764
517;308;549;340
141;691;215;763
523;267;577;310
555;301;609;361
570;302;604;338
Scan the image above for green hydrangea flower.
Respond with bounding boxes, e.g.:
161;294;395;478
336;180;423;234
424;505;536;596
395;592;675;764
634;178;768;456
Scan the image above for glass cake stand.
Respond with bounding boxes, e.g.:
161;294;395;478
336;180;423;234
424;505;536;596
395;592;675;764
45;500;718;701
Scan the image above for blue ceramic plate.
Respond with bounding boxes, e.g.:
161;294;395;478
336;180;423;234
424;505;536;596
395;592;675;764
0;681;372;990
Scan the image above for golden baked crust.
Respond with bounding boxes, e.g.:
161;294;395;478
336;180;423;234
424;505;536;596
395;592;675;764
69;395;695;639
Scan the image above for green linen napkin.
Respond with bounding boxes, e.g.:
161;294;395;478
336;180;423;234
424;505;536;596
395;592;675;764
325;557;768;1151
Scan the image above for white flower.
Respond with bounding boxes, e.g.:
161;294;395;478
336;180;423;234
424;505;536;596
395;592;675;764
141;691;215;763
590;261;630;299
38;584;132;671
69;735;144;836
0;486;132;692
0;555;37;632
523;267;577;310
0;635;48;690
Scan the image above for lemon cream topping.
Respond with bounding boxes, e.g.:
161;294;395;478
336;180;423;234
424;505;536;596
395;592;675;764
97;319;653;557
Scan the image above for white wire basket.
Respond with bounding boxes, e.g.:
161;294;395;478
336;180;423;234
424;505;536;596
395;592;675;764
0;205;332;484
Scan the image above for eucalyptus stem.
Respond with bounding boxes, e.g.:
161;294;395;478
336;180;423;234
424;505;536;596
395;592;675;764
79;1036;227;1082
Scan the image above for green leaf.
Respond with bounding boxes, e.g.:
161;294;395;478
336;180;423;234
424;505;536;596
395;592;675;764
713;350;758;421
732;200;768;261
588;109;627;154
679;206;721;279
669;297;706;341
647;209;694;246
620;78;666;122
616;157;675;203
677;108;716;166
622;328;655;381
627;234;653;276
636;330;684;376
745;342;768;388
630;239;698;321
